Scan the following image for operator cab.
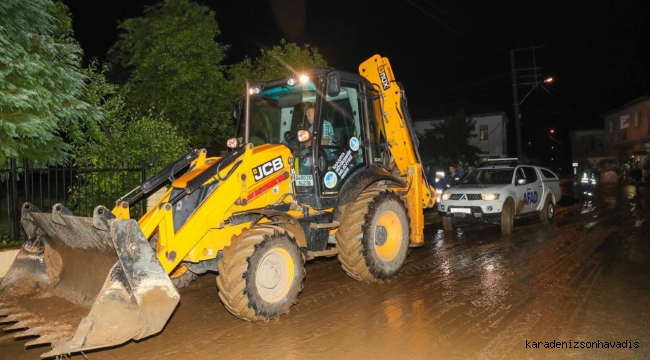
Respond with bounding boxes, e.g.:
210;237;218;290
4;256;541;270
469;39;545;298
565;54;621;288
233;70;392;208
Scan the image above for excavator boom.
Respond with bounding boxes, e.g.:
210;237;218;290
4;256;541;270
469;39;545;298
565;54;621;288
359;55;435;246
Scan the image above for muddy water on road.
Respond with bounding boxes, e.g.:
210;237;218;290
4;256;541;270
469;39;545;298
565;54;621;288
2;186;649;359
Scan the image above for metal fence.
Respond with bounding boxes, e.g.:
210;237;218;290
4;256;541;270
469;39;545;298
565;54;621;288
1;159;146;242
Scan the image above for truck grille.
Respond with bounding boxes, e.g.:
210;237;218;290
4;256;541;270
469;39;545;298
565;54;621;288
449;194;482;201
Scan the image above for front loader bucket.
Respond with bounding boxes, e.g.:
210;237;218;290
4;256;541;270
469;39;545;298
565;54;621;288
0;203;179;358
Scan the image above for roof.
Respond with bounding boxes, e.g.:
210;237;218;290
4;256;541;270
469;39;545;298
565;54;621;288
477;158;541;168
599;95;650;118
410;102;506;121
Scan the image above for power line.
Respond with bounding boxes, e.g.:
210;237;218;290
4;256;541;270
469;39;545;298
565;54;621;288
403;0;507;65
429;82;512;102
410;72;511;100
421;0;506;55
522;106;575;114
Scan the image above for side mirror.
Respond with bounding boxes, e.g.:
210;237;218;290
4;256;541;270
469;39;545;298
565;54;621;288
327;72;340;97
517;178;528;185
231;102;241;120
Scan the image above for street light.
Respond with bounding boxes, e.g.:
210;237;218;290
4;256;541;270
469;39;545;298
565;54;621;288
543;77;553;83
550;129;555;134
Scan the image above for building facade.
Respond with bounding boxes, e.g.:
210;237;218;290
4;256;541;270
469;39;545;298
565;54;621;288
600;95;650;180
412;105;508;162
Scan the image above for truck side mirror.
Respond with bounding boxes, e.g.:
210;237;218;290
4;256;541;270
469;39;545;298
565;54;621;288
517;178;528;185
327;72;340;97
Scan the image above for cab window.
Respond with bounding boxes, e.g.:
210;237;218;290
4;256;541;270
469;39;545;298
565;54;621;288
522;167;539;183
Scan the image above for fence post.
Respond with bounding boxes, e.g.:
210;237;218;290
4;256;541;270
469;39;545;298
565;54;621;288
141;161;147;214
23;158;29;203
10;158;20;242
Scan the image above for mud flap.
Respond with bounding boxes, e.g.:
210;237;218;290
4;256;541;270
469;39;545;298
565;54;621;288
0;203;180;358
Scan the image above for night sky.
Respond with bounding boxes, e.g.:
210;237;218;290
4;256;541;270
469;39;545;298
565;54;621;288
62;0;650;158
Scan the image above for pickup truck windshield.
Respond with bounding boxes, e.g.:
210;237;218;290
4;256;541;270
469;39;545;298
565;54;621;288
462;169;514;185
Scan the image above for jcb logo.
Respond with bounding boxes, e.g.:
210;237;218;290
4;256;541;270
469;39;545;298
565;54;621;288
252;157;283;181
378;65;390;90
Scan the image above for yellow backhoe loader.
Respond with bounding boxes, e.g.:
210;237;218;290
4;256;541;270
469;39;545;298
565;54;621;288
0;54;435;358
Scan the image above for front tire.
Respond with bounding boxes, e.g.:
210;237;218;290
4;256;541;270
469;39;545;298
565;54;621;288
501;199;514;235
336;188;410;283
216;226;305;322
150;233;198;289
442;216;454;231
539;196;554;224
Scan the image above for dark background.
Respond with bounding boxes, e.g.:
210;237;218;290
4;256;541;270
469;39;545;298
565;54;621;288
62;0;650;160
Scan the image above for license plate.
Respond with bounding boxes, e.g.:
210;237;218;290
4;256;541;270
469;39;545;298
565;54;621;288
450;207;471;214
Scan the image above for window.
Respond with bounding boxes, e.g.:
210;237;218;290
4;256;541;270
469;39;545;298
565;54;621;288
609;121;613;133
367;89;390;167
540;169;558;179
480;125;488;140
635;111;641;127
521;166;539;183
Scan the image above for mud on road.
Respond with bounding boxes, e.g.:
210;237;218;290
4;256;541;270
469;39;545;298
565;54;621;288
2;185;650;359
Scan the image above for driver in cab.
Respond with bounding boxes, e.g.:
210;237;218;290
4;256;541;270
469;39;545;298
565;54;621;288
305;102;334;146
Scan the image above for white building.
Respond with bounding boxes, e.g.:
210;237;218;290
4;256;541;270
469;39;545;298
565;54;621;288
411;103;509;161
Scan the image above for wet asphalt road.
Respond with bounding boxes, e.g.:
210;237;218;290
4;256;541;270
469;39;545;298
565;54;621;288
1;184;650;360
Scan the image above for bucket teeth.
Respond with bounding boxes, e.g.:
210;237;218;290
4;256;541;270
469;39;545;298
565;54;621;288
14;325;44;339
0;312;29;324
24;332;66;348
4;319;38;331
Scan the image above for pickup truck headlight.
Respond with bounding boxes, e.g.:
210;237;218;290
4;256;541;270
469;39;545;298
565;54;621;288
481;194;500;201
442;193;452;200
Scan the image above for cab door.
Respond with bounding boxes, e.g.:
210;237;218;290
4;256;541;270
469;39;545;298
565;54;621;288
520;166;542;212
514;167;529;214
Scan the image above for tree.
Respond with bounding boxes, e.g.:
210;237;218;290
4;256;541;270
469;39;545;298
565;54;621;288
68;61;190;215
0;0;92;164
228;39;327;86
418;109;483;167
110;0;230;148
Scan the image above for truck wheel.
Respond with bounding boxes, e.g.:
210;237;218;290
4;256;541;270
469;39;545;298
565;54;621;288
442;216;454;231
336;188;410;283
150;234;198;289
539;196;554;224
216;226;305;322
501;199;514;235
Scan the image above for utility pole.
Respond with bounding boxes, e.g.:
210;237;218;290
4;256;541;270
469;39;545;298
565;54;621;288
510;50;522;159
510;45;547;160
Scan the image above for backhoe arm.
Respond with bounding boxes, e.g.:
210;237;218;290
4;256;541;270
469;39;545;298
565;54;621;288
359;55;435;246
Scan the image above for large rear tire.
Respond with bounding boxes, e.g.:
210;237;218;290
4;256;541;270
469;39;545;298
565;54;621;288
336;188;410;283
539;196;554;224
501;199;514;235
216;226;305;322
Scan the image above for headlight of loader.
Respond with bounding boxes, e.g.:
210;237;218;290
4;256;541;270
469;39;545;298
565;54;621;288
297;129;311;142
481;194;500;201
442;193;452;200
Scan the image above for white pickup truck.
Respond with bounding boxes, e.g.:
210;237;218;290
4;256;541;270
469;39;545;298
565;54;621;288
438;160;562;234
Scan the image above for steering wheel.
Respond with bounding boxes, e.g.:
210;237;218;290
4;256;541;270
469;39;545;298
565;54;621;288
283;130;300;150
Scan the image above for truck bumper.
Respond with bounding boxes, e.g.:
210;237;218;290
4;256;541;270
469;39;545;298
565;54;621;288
437;207;501;225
